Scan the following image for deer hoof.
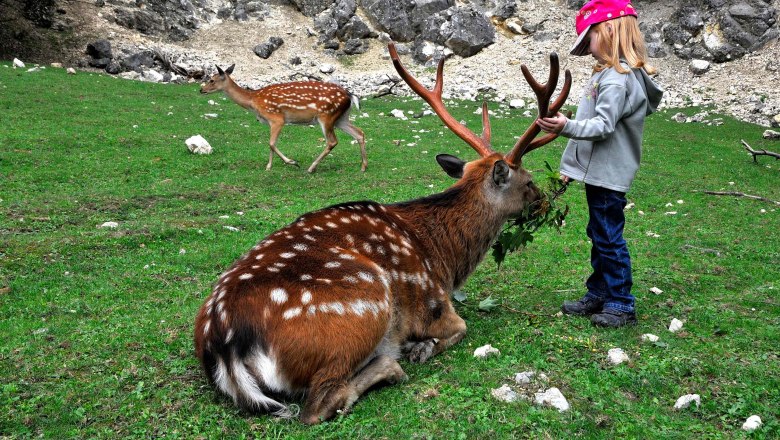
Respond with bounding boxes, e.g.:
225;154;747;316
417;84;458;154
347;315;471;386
407;340;436;363
288;160;300;168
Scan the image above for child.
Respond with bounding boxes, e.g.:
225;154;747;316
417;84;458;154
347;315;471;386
536;0;663;327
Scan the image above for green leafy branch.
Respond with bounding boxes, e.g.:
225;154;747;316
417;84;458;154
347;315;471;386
492;161;569;267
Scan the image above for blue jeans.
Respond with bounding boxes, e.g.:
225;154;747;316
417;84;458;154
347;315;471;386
582;184;635;313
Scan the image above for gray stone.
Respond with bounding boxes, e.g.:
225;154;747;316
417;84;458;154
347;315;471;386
362;0;417;42
690;59;711;75
253;37;284;59
86;39;112;60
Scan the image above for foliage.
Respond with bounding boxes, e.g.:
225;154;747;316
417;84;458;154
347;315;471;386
1;63;778;439
492;161;569;267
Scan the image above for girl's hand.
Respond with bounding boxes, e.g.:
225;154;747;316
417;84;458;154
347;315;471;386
535;112;568;134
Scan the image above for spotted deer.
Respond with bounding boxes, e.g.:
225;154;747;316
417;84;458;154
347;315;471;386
200;64;367;173
194;44;571;424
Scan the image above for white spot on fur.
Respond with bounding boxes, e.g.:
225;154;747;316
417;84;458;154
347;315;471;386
283;307;302;319
307;305;316;316
225;328;234;343
300;274;312;280
293;243;308;251
339;253;356;260
358;272;374;283
326;222;338;228
343;275;358;284
280;252;296;259
239;273;253;280
255;253;265;260
268;267;280;273
301;290;312;304
203;320;211;335
325;261;341;268
271;288;288;304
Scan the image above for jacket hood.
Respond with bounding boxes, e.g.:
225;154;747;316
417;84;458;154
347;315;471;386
633;68;664;115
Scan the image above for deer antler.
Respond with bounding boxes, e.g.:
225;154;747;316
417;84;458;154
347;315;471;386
504;53;572;165
388;43;495;158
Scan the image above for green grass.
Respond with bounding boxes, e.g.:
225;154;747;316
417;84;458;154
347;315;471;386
1;62;778;439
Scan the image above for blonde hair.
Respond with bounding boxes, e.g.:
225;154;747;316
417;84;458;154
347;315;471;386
592;16;656;75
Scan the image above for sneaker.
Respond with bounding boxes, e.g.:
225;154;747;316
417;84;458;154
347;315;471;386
561;296;605;316
591;309;637;328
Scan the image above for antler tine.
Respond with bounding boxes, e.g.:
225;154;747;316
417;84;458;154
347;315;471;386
505;53;572;165
388;43;495;158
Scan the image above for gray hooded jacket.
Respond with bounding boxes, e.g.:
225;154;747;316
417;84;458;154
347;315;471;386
559;63;663;192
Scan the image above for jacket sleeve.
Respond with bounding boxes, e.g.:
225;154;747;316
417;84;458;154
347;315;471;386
561;83;627;141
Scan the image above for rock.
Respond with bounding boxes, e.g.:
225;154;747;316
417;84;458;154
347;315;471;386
491;384;518;402
443;7;496;57
473;344;500;358
319;63;335;74
763;129;780;139
13;58;25;68
773;114;780;128
669;318;684;333
672;112;689;123
254;37;284;59
390;109;408;120
99;221;119;229
649;287;664;295
607;348;630;365
186;135;213;155
363;0;417;42
673;394;700;410
509;99;525;109
689;59;711;75
641;333;660;342
742;415;762;432
514;371;535;385
86;40;112;60
66;67;76;75
534;388;570;412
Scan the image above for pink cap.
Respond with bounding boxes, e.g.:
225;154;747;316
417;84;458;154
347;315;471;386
570;0;637;56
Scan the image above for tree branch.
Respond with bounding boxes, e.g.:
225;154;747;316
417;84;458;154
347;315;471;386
695;190;780;206
742;139;780;162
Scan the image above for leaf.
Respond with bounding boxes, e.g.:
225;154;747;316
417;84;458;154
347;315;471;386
452;290;468;302
478;296;500;312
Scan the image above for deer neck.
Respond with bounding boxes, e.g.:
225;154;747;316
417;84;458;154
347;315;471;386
392;185;506;290
221;78;256;112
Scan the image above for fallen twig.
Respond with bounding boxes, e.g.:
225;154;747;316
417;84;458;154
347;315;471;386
742;139;780;162
695;190;780;206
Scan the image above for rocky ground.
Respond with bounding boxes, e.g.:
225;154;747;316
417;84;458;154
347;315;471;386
17;0;780;127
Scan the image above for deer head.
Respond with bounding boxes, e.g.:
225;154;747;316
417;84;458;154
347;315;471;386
199;64;235;94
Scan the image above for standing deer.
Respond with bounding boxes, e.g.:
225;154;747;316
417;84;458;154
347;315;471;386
200;64;367;173
194;44;571;424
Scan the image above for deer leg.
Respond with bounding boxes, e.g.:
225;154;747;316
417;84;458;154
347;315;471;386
337;119;367;172
403;304;467;364
307;124;338;173
300;355;407;425
267;122;299;170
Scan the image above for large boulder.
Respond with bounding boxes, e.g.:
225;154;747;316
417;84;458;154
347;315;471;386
663;0;777;62
361;0;418;42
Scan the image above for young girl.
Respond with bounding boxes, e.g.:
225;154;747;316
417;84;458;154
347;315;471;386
536;0;663;327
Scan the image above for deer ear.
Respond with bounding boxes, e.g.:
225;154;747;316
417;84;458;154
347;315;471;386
436;154;465;179
225;64;235;75
216;65;225;76
492;160;511;187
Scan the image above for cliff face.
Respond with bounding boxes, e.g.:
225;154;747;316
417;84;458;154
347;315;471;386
2;0;779;125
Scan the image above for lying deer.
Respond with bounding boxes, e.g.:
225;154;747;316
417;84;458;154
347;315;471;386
194;44;570;424
200;64;367;173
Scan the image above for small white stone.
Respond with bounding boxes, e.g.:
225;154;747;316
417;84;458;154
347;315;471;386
491;384;518;402
625;202;635;210
473;344;500;358
390;109;408;120
534;387;570;412
179;248;186;255
509;98;525;109
669;318;684;333
186;135;213;155
607;348;630;365
98;221;119;229
742;415;762;432
203;113;219;119
673;394;700;410
649;287;664;295
641;333;659;342
223;226;239;232
13;58;25;68
677;200;684;204
514;371;535;385
66;67;76;75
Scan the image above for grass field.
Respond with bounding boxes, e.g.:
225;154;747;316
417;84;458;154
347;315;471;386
1;62;778;439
